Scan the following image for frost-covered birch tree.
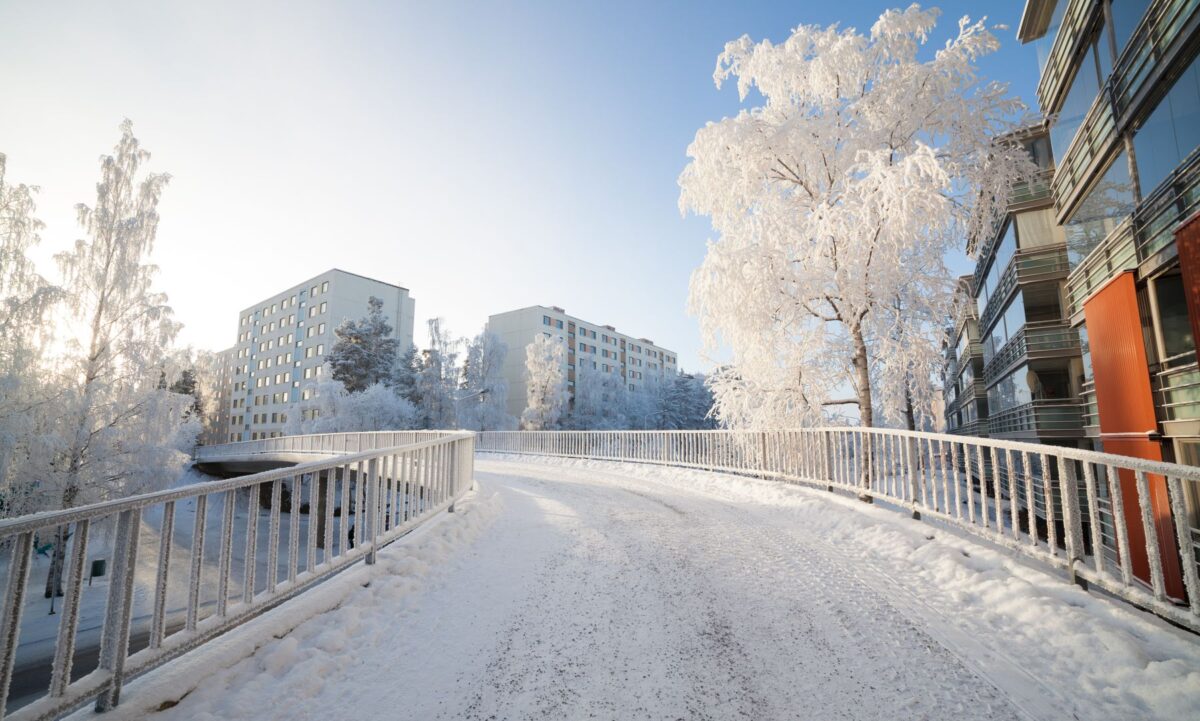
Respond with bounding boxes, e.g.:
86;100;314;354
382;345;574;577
680;7;1031;428
0;154;62;518
567;361;626;430
46;121;197;594
521;334;568;430
459;330;516;431
415;318;460;429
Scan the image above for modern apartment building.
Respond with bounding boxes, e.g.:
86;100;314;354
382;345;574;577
226;269;416;442
487;305;678;420
1019;0;1200;600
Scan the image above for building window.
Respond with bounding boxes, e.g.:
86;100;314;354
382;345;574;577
1049;22;1111;159
1064;150;1136;267
321;281;329;293
1132;52;1200;196
543;315;551;326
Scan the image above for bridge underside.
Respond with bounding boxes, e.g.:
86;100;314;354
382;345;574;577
194;452;328;478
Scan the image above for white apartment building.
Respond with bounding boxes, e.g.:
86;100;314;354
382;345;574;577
200;346;235;445
226;269;416;442
488;305;678;419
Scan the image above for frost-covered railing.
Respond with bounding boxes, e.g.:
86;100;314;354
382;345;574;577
1;431;474;721
478;429;1200;633
193;430;465;462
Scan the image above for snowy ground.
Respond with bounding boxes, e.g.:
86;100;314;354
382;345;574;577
71;456;1200;721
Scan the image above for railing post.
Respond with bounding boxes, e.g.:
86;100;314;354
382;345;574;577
1;531;34;720
95;508;141;712
366;458;379;563
907;435;921;520
1058;456;1087;589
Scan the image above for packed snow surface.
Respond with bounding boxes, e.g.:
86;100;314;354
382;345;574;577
86;456;1200;721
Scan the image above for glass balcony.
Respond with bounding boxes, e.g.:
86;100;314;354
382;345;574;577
1110;0;1200;122
1081;381;1100;437
1010;168;1056;208
1157;353;1200;426
978;246;1071;333
984;320;1082;385
987;399;1083;438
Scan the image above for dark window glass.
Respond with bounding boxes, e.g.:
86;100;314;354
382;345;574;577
1132;53;1200;195
1155;274;1195;360
1111;0;1152;58
1050;29;1106;156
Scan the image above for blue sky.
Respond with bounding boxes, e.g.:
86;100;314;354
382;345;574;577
0;1;1040;372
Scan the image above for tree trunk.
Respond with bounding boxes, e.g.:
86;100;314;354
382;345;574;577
44;486;78;598
851;324;873;428
904;383;916;431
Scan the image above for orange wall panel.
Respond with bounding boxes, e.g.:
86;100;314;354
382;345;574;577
1176;211;1200;356
1084;272;1185;600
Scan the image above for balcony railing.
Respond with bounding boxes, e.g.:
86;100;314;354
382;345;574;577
1036;0;1100;113
983;321;1082;386
1135;146;1200;268
1065;217;1138;320
978;246;1072;334
988;400;1084;439
1053;94;1118;224
1081;381;1100;437
1157;352;1200;428
1010;168;1056;208
1109;0;1200;124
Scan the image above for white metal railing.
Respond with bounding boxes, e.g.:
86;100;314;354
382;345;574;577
1;431;474;721
477;428;1200;633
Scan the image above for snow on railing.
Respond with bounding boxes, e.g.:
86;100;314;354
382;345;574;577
0;431;475;721
477;428;1200;633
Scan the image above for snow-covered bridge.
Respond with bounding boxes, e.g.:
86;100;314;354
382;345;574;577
3;430;1200;720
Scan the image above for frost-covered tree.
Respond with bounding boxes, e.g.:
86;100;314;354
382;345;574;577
567;360;627;430
288;372;417;434
521;334;568;430
660;373;718;430
44;121;197;595
0;154;62;519
328;296;400;393
680;7;1032;428
390;344;420;405
459;330;516;431
414;318;460;429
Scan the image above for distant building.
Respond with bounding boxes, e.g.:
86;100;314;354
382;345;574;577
226;269;416;441
943;276;988;439
200;346;236;445
487;305;678;420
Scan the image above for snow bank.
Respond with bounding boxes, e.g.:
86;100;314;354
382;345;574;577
64;486;501;721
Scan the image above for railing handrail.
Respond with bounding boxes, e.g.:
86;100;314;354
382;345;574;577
476;427;1200;634
0;432;474;537
1;430;475;721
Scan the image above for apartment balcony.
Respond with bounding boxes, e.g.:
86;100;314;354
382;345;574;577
1109;0;1200;127
1052;90;1117;225
1035;0;1099;113
1081;381;1100;438
1157;352;1200;438
983;320;1082;386
1009;168;1055;210
978;246;1071;333
1065;217;1137;322
946;418;988;438
1065;149;1200;321
987;399;1083;439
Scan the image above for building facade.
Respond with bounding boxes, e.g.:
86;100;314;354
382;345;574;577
200;346;235;446
227;269;416;442
487;305;678;420
943;276;989;438
1019;0;1200;600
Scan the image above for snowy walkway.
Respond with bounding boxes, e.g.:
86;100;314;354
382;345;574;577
92;456;1200;721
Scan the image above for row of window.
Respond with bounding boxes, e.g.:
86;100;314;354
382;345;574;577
241;281;330;327
542;315;676;364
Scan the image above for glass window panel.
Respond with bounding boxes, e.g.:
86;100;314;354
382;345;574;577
1155;274;1195;359
1064;150;1136;267
1015;207;1066;249
1050;40;1102;157
1111;0;1152;58
1133;54;1200;195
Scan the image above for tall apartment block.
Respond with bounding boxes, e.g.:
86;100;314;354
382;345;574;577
943;276;988;438
487;305;678;420
200;346;236;445
1018;0;1200;600
226;269;416;442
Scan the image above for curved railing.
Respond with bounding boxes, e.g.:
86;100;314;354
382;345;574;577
0;431;474;721
477;428;1200;633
